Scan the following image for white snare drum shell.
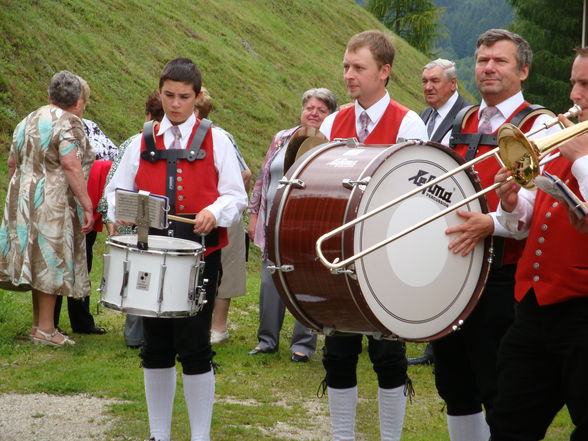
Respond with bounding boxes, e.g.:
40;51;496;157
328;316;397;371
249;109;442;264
100;235;204;317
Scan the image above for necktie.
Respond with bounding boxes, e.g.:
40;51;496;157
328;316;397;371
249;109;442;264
170;125;182;149
427;110;438;138
479;106;499;134
358;111;370;143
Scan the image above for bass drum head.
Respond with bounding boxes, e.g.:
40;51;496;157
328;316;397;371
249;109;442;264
351;142;491;341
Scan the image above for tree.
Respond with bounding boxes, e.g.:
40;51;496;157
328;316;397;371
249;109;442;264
507;0;582;113
366;0;443;56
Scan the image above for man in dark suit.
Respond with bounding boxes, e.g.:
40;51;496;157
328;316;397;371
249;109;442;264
409;58;471;366
420;58;471;145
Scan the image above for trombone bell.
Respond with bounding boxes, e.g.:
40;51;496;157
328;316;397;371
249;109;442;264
498;118;588;190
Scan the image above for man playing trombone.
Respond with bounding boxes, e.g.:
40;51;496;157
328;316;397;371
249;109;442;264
432;29;560;441
488;46;588;441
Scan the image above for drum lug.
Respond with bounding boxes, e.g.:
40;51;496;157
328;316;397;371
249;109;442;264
267;264;295;274
451;319;465;332
330;264;356;276
333;137;360;148
120;258;130;300
278;177;305;189
488;247;495;264
342;177;371;190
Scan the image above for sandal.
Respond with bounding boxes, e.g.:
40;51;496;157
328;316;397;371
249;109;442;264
29;326;38;342
32;328;76;347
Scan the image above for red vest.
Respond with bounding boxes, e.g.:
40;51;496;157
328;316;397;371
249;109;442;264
515;157;588;305
87;160;112;232
452;102;539;265
330;100;409;143
135;120;227;254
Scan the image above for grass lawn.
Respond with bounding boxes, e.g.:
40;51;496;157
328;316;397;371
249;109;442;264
0;235;575;441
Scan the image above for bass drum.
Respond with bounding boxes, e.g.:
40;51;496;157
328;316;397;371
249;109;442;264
267;140;492;342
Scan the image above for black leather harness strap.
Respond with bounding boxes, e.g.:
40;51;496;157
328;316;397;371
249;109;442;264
140;119;212;213
448;104;552;267
449;104;550;161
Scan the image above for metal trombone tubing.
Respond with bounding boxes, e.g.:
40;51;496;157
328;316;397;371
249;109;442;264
317;178;508;270
315;147;500;269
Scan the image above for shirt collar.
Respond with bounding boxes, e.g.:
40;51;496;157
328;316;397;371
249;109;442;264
157;113;196;139
354;91;390;125
479;91;524;121
436;91;459;120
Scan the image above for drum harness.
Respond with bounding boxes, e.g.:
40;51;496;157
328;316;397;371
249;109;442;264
140;118;218;247
448;104;553;267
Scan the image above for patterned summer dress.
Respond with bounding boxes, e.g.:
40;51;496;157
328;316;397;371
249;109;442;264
0;105;95;298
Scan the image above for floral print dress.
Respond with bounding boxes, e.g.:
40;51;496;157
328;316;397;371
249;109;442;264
0;105;94;298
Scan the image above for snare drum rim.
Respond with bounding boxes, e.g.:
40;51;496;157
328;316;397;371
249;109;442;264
106;235;204;256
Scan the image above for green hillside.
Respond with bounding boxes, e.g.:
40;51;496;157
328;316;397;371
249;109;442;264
0;0;431;173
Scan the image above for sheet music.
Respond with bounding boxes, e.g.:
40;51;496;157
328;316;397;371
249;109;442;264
535;172;588;219
114;188;169;229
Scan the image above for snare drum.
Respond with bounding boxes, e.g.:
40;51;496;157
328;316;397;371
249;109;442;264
100;235;205;317
267;140;492;341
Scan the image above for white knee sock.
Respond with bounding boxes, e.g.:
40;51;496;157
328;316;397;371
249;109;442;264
183;370;215;441
378;386;406;441
144;367;176;441
328;386;357;441
447;412;490;441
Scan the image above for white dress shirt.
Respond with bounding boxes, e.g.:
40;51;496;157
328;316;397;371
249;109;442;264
105;114;247;227
320;91;427;142
428;91;459;145
472;92;561;237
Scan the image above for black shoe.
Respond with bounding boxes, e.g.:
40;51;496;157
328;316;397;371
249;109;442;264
291;353;309;362
127;344;142;349
56;327;69;336
408;343;434;366
74;326;106;335
248;347;277;355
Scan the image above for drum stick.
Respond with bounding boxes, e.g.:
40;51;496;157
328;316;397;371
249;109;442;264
168;214;197;224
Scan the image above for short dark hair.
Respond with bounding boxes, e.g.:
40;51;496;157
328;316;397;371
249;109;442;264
475;29;532;70
159;58;202;95
144;90;164;122
48;71;82;108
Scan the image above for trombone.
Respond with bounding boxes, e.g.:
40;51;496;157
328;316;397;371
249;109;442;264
316;104;588;270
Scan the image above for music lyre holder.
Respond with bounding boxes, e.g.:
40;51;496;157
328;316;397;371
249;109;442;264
114;189;170;250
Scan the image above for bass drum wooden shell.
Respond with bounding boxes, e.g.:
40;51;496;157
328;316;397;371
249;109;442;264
267;140;491;341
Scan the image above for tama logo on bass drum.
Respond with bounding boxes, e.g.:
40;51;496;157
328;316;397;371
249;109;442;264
407;169;453;207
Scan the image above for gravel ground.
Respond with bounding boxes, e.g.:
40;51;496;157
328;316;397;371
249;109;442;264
0;393;118;441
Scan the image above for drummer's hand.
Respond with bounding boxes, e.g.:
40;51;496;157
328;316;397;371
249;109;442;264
194;209;216;235
566;204;588;234
494;167;519;212
446;211;493;256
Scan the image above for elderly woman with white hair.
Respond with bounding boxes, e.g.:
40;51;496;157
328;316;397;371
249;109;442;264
248;87;337;362
0;71;95;347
